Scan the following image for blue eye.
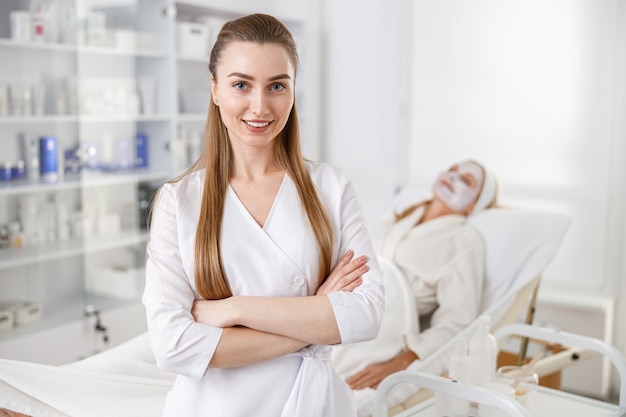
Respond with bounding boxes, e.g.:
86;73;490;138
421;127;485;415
271;83;285;92
234;82;247;90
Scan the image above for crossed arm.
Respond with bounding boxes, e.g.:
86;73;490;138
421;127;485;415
191;250;369;368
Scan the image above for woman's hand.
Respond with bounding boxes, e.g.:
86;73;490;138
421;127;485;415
192;298;237;328
346;350;418;390
316;250;369;295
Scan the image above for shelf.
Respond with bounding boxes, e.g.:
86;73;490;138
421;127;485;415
0;169;170;196
0;114;171;125
0;230;149;270
0;38;75;53
177;54;209;63
0;38;166;59
0;294;138;343
177;113;207;123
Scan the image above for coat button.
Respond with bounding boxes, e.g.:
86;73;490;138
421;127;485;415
293;276;305;286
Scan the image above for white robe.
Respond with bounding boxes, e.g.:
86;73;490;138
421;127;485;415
143;161;384;417
380;206;485;359
332;206;485;416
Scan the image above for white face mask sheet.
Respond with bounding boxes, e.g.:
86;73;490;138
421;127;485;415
432;161;485;212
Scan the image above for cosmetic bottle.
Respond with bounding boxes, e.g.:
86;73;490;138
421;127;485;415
468;316;498;387
433;337;470;417
448;337;470;415
39;135;58;182
22;135;40;181
135;133;148;168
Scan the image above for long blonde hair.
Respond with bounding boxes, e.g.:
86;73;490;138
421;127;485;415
165;14;333;300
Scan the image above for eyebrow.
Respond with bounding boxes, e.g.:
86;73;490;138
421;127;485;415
227;72;292;81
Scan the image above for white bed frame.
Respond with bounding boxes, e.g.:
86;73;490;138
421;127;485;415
372;324;626;417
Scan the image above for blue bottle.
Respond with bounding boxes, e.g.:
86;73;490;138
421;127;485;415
135;133;148;168
39;135;58;181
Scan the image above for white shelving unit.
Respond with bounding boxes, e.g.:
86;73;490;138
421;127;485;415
0;0;316;364
0;0;176;364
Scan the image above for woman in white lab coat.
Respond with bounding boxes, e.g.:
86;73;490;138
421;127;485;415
142;13;384;417
332;160;498;413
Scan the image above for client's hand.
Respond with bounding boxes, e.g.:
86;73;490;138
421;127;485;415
316;250;368;295
346;350;418;390
0;409;30;417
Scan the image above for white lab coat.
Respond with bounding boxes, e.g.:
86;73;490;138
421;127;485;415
143;161;384;417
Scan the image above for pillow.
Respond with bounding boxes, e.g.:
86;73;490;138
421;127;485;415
466;208;571;313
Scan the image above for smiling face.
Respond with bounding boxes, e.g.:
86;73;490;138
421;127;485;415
432;160;485;213
210;41;295;153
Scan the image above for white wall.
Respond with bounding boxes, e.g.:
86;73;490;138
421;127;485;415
319;0;408;223
319;0;626;396
406;0;626;296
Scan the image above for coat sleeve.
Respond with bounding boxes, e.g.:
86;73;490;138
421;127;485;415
323;173;385;345
142;183;222;379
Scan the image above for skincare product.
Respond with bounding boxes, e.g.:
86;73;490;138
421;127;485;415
10;11;31;42
137;77;156;115
116;136;133;169
33;83;46;115
11;160;25;179
9;84;24;116
0;162;12;181
135;133;148;168
0;299;43;325
434;337;470;416
22;85;33;116
7;221;24;248
468;316;498;386
30;1;45;42
22;135;40;180
39;135;58;181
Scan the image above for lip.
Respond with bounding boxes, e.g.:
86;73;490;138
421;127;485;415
243;119;273;131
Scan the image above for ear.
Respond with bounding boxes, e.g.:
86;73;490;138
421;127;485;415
210;75;218;104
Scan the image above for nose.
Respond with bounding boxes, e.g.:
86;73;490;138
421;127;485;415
249;89;269;116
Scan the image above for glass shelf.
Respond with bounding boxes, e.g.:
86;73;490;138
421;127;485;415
0;38;166;59
0;169;170;196
0;114;171;125
0;230;148;270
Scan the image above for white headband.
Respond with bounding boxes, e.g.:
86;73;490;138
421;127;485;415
473;167;497;212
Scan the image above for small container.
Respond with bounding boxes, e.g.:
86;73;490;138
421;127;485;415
0;225;9;249
496;365;539;411
135;133;148;168
0;299;43;325
10;11;31;42
468;316;498;386
7;221;24;248
39;135;58;181
23;136;40;180
0;161;12;181
116;136;133;169
64;147;81;174
176;21;209;57
11;160;25;179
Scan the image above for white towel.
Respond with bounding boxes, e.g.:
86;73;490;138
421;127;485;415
0;333;174;417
